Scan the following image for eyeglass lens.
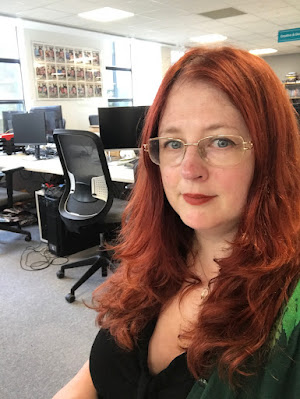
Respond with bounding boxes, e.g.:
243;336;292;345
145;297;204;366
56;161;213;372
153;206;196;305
148;136;247;167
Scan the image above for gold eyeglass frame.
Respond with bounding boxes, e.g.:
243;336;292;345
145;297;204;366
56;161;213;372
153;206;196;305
143;135;254;166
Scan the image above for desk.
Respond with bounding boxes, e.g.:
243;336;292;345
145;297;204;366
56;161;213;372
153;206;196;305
0;153;134;184
89;125;100;134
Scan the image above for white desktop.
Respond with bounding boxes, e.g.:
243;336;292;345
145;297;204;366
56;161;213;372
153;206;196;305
0;150;135;184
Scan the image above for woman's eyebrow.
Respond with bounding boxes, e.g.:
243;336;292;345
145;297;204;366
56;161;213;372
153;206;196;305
204;123;239;132
158;123;239;136
158;126;181;136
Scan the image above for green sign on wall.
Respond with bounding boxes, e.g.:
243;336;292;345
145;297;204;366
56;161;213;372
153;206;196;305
278;28;300;42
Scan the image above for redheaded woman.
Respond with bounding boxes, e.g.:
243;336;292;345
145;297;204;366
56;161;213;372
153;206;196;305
53;46;300;399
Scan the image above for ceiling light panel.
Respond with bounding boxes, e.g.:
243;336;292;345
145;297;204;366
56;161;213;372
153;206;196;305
189;34;227;43
249;48;278;55
78;7;134;23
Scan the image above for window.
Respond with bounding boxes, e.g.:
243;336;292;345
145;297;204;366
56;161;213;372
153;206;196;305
0;17;25;133
105;40;133;107
131;40;162;105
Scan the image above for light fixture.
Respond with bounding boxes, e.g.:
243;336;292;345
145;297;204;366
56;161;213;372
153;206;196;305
249;48;278;55
78;7;134;23
189;34;227;44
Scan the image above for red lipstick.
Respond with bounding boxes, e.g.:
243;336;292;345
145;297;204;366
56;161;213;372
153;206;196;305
182;194;216;205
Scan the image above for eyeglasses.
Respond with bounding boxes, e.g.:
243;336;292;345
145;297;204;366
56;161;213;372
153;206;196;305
143;135;253;167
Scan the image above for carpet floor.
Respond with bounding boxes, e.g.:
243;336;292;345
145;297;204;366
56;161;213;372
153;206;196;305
0;223;108;399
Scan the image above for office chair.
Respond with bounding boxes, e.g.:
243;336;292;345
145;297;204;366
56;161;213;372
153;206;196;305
88;114;99;125
53;129;127;303
0;167;32;241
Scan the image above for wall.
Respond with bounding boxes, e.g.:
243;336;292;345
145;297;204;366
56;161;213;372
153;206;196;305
263;53;300;81
161;46;172;78
17;20;166;131
18;21;110;131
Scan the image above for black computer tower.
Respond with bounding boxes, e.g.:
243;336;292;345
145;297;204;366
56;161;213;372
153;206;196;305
36;190;100;257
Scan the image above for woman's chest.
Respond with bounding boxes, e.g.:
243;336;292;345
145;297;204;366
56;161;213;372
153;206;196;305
148;286;204;375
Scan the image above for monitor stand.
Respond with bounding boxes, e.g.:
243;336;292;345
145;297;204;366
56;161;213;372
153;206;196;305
35;145;41;160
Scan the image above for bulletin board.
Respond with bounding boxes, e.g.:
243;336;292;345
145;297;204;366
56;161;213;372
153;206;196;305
32;42;102;100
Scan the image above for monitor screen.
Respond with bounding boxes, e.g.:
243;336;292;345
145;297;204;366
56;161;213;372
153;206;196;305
2;111;25;133
30;105;64;138
98;106;149;149
12;112;47;146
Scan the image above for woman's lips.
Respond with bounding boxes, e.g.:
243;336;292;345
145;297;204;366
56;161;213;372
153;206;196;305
182;194;216;205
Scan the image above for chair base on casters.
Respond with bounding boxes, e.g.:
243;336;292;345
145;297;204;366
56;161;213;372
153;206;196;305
0;222;31;241
56;254;109;303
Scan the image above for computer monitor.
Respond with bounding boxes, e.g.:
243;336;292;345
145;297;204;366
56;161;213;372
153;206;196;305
89;114;99;125
30;105;64;142
12;112;47;159
2;111;25;133
98;106;149;149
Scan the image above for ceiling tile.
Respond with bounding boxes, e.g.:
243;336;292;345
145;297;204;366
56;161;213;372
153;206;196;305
0;0;298;55
44;0;98;14
17;8;70;20
221;14;263;25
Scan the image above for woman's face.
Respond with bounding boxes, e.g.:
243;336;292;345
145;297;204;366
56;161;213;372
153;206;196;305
158;80;255;238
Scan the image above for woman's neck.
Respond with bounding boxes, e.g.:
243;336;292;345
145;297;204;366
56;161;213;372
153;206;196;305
191;228;236;285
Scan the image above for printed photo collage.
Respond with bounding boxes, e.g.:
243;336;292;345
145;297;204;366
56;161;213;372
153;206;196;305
33;43;102;99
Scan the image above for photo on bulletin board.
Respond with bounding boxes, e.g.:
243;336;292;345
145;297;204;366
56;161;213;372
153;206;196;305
65;48;74;63
93;68;101;82
37;81;48;99
69;84;77;98
86;84;94;97
84;50;92;64
85;68;94;82
55;47;65;63
49;82;58;98
67;66;76;80
92;51;100;66
58;83;68;98
75;49;83;63
75;66;84;81
33;43;44;61
32;42;103;100
77;83;85;98
47;64;57;80
45;45;55;62
56;64;66;80
35;65;46;80
95;84;102;97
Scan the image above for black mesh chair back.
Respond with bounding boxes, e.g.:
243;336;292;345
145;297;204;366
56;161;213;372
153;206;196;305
54;129;114;231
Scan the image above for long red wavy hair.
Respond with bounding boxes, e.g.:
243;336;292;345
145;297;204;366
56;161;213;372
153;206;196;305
92;46;300;386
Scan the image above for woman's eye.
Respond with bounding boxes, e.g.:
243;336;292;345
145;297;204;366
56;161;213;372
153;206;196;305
164;140;183;150
212;137;235;148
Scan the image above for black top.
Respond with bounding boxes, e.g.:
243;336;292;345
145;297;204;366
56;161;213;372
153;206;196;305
89;320;196;398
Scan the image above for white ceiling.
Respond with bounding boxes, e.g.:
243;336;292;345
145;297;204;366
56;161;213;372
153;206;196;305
0;0;300;55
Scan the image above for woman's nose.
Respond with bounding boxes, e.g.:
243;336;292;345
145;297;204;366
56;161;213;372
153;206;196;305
180;145;209;180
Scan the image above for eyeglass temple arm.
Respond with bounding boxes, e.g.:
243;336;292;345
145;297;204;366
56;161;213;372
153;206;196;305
244;141;253;150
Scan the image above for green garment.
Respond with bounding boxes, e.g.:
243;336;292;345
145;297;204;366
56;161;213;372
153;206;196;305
187;280;300;399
